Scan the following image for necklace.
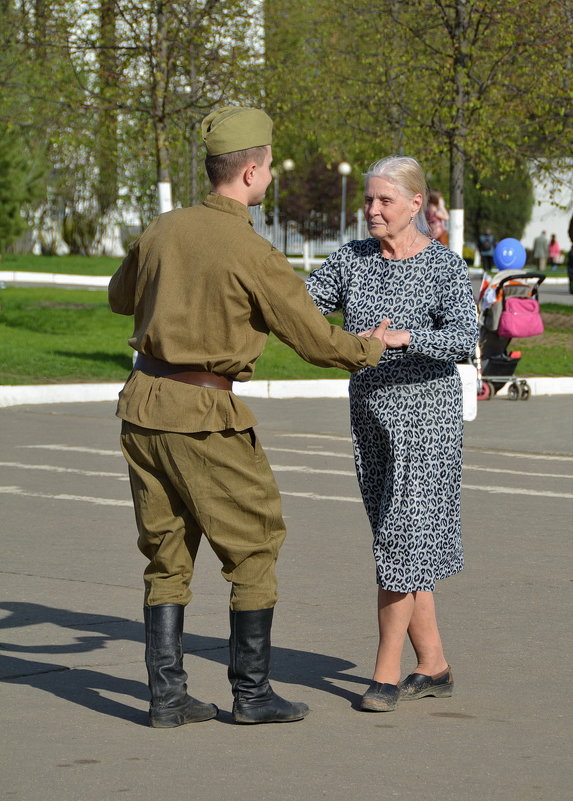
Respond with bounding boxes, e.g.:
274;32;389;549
400;231;419;260
382;229;421;261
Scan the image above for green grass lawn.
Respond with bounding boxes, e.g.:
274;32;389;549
0;285;571;385
0;288;133;384
0;253;123;276
3;251;573;278
0;287;349;385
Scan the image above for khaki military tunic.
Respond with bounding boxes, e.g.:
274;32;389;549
109;193;382;432
109;192;382;610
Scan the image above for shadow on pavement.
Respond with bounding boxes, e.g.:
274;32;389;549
0;602;368;725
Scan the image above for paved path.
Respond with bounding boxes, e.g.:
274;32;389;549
1;397;571;801
470;274;573;305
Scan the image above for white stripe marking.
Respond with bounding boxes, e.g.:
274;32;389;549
22;444;121;457
279;433;351;442
4;459;569;483
22;442;573;465
271;464;355;476
281;490;362;503
0;486;132;506
0;480;570;508
22;442;356;461
465;448;573;463
464;464;572;480
461;484;573;499
279;434;573;464
266;446;353;459
15;443;573;481
0;461;128;479
277;463;573;481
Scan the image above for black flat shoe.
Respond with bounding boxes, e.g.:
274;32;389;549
399;666;453;700
360;682;399;712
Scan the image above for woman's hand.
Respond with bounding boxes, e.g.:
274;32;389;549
383;328;411;349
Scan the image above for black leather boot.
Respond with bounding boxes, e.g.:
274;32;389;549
144;604;218;727
228;608;309;724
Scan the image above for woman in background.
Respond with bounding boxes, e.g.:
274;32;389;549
548;234;561;271
425;189;449;245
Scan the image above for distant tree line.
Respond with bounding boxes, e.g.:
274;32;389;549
0;0;571;255
0;0;263;254
264;0;571;248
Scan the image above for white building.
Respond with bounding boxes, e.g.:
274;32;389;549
522;164;573;253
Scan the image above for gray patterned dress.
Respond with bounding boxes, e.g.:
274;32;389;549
306;238;478;593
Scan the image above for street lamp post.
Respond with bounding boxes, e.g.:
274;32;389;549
271;168;280;247
338;161;352;247
271;158;295;249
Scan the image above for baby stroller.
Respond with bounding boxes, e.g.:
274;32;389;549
475;269;545;401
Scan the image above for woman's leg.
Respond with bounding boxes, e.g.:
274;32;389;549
372;588;415;685
406;591;449;676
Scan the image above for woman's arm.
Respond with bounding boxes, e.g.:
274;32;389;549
305;252;345;315
406;258;478;361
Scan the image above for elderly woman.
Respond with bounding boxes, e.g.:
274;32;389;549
306;156;478;712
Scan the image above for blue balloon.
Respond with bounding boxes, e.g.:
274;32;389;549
493;238;526;271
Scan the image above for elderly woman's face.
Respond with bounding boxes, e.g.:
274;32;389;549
364;176;421;240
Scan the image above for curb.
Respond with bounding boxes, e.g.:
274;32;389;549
0;270;570;289
1;274;571;414
1;371;572;421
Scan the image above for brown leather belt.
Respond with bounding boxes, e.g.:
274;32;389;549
134;353;233;390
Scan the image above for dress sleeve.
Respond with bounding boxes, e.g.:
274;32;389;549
407;255;478;361
304;252;344;315
251;250;382;372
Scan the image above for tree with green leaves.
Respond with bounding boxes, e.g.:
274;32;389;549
264;0;572;253
0;124;46;255
66;0;264;215
464;159;534;244
1;0;266;249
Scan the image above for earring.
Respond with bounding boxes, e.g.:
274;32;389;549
409;216;414;224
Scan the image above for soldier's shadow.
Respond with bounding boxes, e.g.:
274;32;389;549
0;602;369;726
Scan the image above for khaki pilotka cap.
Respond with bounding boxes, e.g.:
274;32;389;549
201;106;273;156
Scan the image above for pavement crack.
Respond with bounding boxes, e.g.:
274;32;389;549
3;665;71;680
0;570;139;591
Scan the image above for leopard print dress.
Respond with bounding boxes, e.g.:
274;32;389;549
306;238;478;592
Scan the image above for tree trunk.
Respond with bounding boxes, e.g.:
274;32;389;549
34;0;47;60
153;1;172;213
96;0;118;215
190;122;199;206
448;0;468;257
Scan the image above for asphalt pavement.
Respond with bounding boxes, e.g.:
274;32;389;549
1;396;572;801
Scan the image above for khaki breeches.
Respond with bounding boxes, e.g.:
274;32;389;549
120;421;286;611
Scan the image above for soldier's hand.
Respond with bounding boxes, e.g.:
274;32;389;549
358;318;391;347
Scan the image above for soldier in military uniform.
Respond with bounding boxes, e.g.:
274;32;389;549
108;106;388;727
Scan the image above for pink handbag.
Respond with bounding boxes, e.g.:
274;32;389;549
497;297;544;338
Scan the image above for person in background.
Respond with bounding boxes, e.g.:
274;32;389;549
108;106;388;728
425;190;449;246
567;217;573;295
306;156;478;714
548;234;561;271
478;228;496;271
532;230;549;272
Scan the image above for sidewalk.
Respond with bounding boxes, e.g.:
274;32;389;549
1;396;571;801
1;370;573;415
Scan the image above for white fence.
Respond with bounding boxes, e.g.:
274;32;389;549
250;206;367;259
